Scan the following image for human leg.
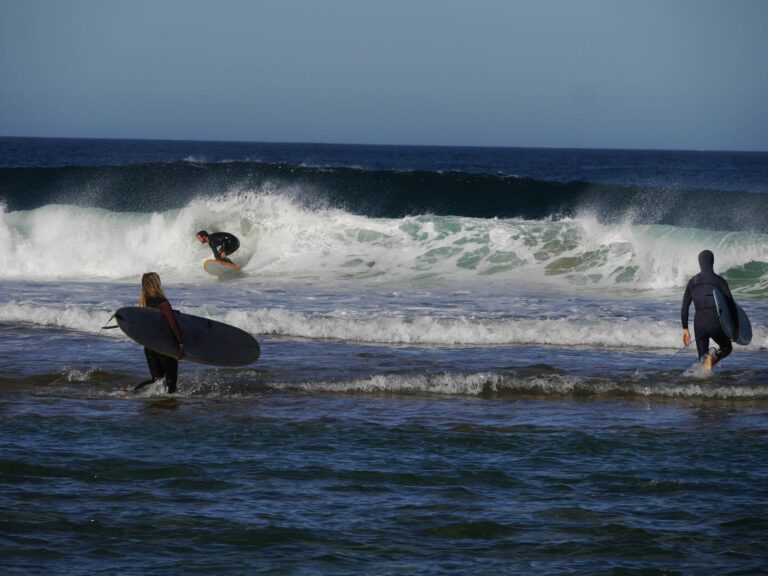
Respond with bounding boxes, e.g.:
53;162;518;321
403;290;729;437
711;330;733;365
693;312;719;360
144;348;164;379
158;354;178;393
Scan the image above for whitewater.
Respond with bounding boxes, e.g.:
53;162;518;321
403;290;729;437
3;191;767;293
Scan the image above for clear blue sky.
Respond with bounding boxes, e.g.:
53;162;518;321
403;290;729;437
1;0;767;150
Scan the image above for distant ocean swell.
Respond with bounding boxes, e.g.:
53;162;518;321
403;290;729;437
2;161;768;232
1;192;767;293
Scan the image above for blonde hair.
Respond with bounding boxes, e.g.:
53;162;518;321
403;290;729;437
139;272;166;307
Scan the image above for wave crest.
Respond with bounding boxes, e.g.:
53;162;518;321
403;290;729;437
3;161;768;232
2;300;765;350
1;193;767;293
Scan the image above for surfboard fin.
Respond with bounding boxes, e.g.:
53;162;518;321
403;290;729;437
99;313;120;331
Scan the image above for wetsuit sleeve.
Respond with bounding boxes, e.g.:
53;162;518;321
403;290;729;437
208;233;225;259
158;300;183;345
681;282;692;330
210;235;223;259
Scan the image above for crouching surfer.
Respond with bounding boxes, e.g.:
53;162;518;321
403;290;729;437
681;250;737;374
133;272;184;393
196;230;240;263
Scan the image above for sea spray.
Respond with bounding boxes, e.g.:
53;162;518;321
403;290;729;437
1;194;767;294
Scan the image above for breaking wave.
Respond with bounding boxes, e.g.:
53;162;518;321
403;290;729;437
1;300;765;350
2;160;768;232
1;192;767;294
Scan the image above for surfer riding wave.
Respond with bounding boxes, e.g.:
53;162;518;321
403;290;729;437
197;230;240;263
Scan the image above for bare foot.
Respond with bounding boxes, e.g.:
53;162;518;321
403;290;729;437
701;353;715;376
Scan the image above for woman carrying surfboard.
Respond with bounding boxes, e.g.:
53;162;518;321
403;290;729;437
134;272;184;393
681;250;737;372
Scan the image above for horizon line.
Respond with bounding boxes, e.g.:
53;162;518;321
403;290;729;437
1;133;767;155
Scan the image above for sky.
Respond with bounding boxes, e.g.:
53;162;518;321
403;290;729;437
1;0;767;150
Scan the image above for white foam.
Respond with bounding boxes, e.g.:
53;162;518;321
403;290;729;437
2;300;765;350
60;367;97;382
201;305;679;347
265;371;768;399
0;193;766;294
0;301;117;334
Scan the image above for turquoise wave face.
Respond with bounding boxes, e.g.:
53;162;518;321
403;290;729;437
2;193;767;296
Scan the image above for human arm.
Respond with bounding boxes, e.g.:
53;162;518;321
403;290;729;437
681;283;692;346
158;300;185;358
681;283;692;330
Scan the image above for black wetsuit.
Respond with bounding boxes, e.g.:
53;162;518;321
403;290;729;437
137;296;183;393
681;250;737;363
208;232;240;262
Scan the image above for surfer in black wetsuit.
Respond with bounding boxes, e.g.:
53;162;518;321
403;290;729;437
134;272;184;394
681;250;737;371
196;230;240;263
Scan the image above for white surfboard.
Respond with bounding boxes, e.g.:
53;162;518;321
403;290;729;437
203;259;246;280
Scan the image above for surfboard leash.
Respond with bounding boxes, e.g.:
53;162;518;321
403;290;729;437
49;312;118;389
673;318;723;355
99;312;120;333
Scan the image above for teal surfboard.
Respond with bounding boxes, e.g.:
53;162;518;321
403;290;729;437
713;288;752;345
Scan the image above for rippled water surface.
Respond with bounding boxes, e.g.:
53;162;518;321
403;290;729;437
3;390;767;575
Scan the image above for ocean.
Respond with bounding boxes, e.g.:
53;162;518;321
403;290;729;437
1;137;767;574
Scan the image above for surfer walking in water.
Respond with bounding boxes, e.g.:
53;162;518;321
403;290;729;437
681;250;737;373
197;230;240;263
134;272;184;394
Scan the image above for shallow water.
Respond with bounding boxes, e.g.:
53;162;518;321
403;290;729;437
3;389;768;575
2;279;767;574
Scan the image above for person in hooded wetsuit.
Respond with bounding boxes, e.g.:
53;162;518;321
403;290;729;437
681;250;738;370
133;272;184;393
196;230;240;263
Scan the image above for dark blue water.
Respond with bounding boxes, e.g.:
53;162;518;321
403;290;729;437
3;138;768;233
3;137;768;193
3;391;768;575
1;138;767;574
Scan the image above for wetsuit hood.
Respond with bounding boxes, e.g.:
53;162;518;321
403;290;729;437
698;250;714;273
